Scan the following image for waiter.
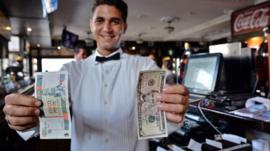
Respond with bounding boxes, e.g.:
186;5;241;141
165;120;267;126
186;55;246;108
3;0;189;150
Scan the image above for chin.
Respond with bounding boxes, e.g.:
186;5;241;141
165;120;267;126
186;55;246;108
99;43;120;51
106;47;119;52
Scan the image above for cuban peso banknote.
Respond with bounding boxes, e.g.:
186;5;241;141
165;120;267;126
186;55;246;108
137;70;168;139
35;71;71;139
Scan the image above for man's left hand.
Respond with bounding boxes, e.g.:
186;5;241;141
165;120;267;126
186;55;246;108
156;84;189;124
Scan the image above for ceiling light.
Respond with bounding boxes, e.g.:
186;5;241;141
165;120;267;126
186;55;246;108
184;42;190;50
4;26;11;31
27;27;32;32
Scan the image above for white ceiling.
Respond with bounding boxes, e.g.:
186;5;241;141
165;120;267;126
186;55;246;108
50;0;265;43
1;0;268;48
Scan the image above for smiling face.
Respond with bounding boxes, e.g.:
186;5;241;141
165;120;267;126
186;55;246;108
90;4;127;56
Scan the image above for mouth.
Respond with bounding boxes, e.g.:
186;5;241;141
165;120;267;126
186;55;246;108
100;34;115;40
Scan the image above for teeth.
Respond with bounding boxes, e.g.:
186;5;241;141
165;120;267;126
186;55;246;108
103;37;111;39
102;35;113;39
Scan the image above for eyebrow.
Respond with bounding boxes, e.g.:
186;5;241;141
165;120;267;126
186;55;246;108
111;17;122;22
95;16;104;20
94;16;123;21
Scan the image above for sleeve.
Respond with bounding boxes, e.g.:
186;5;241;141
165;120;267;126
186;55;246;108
16;93;40;141
16;125;39;141
167;121;184;134
142;57;159;70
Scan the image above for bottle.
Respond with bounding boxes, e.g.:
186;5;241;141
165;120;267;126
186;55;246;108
254;26;269;97
178;42;191;84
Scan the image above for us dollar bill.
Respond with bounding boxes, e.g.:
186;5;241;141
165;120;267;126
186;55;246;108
136;70;168;139
35;71;71;139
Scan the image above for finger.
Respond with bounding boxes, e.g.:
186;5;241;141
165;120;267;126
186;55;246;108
166;112;184;123
3;105;40;117
156;93;188;104
163;85;189;95
158;103;187;114
5;93;41;107
6;115;39;127
9;123;38;131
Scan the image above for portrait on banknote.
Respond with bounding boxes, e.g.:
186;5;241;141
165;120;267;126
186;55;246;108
136;70;168;140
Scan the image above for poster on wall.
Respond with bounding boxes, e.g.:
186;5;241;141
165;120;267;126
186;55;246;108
231;1;270;38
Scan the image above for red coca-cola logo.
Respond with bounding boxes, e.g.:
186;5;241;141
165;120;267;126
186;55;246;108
234;8;269;33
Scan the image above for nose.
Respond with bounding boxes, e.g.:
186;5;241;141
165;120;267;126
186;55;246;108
102;22;112;32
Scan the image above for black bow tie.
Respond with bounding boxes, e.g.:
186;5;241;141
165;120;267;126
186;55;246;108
95;52;120;62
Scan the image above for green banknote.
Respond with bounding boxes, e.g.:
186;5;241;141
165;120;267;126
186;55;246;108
137;70;168;140
35;71;71;139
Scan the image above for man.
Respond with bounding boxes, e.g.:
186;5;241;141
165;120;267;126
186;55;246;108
74;41;89;61
3;0;189;151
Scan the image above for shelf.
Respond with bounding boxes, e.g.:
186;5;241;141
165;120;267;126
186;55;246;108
189;101;270;134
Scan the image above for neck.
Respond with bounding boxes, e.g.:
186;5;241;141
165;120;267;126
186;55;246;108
97;48;119;56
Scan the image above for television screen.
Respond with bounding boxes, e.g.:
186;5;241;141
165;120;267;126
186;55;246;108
182;53;222;95
61;28;78;49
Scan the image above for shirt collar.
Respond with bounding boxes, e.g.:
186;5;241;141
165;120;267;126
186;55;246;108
94;48;123;64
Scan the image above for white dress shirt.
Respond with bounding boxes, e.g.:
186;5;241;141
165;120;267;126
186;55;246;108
62;48;158;151
17;48;180;150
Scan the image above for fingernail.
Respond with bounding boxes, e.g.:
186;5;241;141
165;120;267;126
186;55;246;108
156;95;162;101
157;103;162;109
163;86;168;92
35;101;41;106
35;109;40;115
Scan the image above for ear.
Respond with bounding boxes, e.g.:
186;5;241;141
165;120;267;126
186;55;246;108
89;18;93;33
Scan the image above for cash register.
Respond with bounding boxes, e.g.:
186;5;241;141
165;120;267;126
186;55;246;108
181;53;222;103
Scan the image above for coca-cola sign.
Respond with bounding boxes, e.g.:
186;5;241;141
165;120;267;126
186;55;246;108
231;2;270;37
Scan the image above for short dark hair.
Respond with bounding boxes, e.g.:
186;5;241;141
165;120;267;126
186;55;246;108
74;40;86;53
92;0;128;23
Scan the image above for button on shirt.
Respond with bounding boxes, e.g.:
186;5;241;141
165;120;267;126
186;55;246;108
62;48;158;151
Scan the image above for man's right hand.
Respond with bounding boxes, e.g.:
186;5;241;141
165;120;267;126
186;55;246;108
3;93;41;131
